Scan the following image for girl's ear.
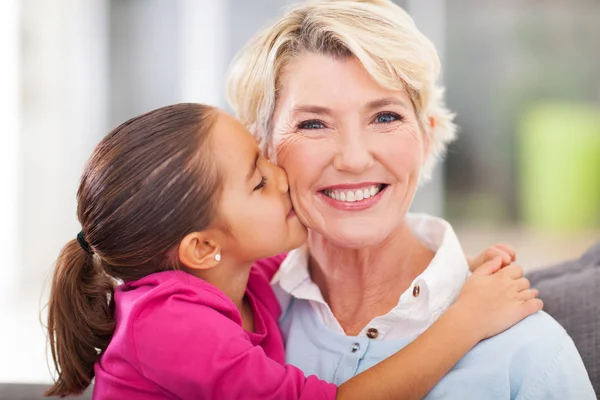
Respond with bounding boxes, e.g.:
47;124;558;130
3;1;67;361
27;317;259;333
178;232;222;270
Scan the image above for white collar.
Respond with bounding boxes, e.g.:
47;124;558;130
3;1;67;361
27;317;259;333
272;213;470;339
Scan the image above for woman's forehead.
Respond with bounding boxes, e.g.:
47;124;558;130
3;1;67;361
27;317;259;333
275;54;411;116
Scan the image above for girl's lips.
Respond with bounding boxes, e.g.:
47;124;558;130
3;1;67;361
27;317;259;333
318;184;388;211
287;207;296;219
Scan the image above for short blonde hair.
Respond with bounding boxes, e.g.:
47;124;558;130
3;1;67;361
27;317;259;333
226;0;456;180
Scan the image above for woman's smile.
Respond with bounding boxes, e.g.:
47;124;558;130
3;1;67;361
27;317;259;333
318;183;390;211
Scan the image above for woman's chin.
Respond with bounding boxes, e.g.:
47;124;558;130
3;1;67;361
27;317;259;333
312;225;392;249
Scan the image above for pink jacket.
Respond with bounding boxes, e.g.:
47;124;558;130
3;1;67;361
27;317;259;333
93;256;336;399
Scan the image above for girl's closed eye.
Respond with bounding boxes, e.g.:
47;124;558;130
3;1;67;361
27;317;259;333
253;176;267;191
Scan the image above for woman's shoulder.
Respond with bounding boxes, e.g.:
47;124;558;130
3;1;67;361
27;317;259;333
472;311;566;355
477;311;593;397
471;310;577;374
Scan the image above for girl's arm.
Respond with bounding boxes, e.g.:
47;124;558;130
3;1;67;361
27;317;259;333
132;257;540;400
338;257;542;400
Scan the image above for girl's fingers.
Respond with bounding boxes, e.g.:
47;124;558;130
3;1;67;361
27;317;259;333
473;256;503;276
495;244;516;262
520;298;543;318
484;247;511;265
518;288;539;302
499;264;524;279
514;277;531;292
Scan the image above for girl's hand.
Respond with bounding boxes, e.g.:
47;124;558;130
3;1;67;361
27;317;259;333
468;244;516;272
452;257;543;342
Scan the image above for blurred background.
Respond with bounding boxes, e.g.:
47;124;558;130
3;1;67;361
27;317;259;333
1;0;598;385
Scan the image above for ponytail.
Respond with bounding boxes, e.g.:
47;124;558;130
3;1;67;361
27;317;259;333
45;239;115;396
45;103;221;396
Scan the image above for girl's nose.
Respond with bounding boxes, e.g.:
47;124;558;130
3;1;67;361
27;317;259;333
272;164;290;194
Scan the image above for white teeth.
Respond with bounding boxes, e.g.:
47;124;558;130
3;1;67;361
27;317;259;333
323;185;383;203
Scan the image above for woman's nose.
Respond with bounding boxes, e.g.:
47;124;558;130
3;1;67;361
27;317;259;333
333;132;374;173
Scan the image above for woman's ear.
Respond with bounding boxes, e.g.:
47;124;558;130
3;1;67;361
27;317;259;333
429;116;436;130
178;232;222;271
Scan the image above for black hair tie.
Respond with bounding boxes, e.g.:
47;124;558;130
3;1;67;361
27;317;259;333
77;231;94;255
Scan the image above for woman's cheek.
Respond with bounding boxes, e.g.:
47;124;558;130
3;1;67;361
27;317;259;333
383;133;424;167
277;137;317;182
274;131;303;165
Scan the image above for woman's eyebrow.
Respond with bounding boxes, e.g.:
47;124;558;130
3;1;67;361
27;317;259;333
290;105;332;116
290;98;408;116
364;97;408;111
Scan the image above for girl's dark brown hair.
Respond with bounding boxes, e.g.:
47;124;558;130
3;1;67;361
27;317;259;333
45;103;220;397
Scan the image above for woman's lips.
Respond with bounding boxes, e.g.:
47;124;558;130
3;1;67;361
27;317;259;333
318;184;388;211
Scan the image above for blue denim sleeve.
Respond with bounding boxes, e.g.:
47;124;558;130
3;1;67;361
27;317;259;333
516;332;596;400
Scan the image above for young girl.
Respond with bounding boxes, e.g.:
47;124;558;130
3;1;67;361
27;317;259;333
46;103;541;400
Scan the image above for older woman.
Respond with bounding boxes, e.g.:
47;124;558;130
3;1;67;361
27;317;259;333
226;0;595;398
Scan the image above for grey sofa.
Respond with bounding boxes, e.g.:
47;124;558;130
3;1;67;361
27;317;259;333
1;243;598;399
0;384;91;400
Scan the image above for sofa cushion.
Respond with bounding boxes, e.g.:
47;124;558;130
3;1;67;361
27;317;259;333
527;241;600;395
0;384;92;400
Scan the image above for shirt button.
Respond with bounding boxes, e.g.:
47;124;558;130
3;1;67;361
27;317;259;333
366;328;379;339
413;285;421;297
351;342;360;353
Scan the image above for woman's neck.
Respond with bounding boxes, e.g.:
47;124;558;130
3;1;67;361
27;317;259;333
308;221;434;336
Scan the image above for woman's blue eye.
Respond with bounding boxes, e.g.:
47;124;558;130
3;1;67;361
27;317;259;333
374;112;402;124
298;119;325;130
253;176;267;191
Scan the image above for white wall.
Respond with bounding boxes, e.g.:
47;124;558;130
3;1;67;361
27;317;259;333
0;0;230;383
0;0;20;311
1;0;109;383
180;0;229;106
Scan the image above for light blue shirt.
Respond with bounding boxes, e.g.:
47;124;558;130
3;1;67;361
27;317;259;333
274;214;596;399
281;297;596;399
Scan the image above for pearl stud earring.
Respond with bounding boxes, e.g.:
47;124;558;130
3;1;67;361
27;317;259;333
214;253;221;262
